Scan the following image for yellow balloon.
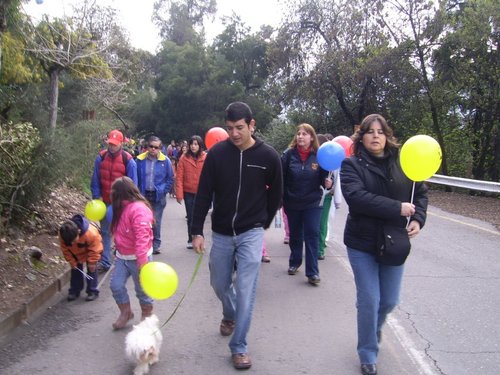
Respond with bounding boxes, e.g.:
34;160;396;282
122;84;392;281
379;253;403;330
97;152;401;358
400;135;442;181
84;199;107;221
140;262;179;300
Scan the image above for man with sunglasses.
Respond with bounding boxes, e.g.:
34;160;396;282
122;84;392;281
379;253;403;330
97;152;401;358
136;136;175;254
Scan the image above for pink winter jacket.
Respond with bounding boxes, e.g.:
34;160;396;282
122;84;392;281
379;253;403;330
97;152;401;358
113;200;153;268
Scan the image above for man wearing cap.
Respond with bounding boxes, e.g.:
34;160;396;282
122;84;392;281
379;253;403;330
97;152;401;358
191;102;283;369
91;129;138;272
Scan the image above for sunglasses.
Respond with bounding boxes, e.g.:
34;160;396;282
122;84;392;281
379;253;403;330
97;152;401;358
148;145;160;149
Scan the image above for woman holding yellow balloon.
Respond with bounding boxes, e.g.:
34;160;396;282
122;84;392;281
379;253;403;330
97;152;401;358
340;114;429;375
108;176;155;330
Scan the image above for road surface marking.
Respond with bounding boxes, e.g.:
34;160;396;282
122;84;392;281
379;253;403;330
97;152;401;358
428;211;499;236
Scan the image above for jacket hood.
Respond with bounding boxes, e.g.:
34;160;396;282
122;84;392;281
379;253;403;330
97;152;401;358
70;214;89;234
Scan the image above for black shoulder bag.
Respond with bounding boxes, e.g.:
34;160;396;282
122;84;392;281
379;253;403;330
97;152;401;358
376;223;411;266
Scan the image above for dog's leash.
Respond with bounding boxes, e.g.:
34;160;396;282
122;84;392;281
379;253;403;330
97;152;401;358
159;252;204;329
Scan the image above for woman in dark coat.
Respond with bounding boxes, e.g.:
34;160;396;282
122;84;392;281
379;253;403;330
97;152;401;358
340;114;428;375
282;123;332;285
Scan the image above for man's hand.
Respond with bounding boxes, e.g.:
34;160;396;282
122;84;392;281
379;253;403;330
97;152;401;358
192;235;205;254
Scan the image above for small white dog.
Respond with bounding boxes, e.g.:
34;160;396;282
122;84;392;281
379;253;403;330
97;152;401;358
125;315;163;375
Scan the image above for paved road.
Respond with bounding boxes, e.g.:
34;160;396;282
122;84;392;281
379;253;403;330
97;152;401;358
0;196;498;374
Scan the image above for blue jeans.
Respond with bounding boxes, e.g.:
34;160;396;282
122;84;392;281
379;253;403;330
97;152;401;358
110;256;153;305
184;192;195;242
147;197;166;251
209;228;264;354
69;263;98;296
99;213;112;269
285;206;322;277
347;247;405;364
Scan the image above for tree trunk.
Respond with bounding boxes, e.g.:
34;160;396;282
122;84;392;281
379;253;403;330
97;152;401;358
48;68;60;134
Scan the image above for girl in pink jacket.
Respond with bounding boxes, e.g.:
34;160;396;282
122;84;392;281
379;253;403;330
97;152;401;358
109;176;154;330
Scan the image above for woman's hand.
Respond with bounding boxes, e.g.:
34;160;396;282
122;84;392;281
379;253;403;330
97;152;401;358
324;177;333;189
400;202;415;217
407;220;421;238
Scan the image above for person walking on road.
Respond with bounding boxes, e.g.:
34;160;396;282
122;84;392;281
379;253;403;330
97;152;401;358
91;129;137;272
191;101;283;370
317;134;342;260
282;124;332;285
58;214;103;302
109;176;155;330
136;136;174;254
175;135;207;249
340;114;428;375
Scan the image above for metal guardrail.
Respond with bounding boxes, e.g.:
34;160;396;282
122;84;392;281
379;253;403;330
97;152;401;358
427;174;500;193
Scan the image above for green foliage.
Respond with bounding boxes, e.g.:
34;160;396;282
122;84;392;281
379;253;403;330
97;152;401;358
31;15;112;80
441;118;473;177
151;40;245;140
153;0;216;44
149;19;280;141
213;16;271;92
268;0;412;129
433;0;500;180
0;119;109;233
52;120;111;193
0;31;42;84
25;8;116;132
1;82;49;127
262;119;297;154
0;121;41;231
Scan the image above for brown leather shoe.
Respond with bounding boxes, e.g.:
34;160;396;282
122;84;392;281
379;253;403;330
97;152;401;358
232;353;252;370
220;319;236;336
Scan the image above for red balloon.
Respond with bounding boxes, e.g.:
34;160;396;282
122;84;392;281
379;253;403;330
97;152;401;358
333;135;353;157
205;127;229;149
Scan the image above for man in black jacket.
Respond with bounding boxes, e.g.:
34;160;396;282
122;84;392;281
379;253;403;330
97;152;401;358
191;102;283;370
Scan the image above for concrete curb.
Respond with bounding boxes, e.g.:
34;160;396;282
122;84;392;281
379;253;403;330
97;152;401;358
0;268;71;339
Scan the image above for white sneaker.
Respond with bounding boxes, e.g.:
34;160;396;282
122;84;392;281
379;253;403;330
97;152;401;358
186;242;193;249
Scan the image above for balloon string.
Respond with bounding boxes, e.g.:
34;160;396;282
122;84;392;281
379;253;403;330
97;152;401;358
76;267;93;280
159;252;204;330
407;181;415;228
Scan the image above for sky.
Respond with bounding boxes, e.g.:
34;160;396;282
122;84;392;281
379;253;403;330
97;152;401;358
23;0;284;53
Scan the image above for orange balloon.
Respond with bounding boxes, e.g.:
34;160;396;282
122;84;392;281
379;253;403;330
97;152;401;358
205;127;228;149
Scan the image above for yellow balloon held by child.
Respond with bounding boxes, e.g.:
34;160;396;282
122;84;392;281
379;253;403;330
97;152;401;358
84;199;107;221
400;135;442;181
140;262;179;300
